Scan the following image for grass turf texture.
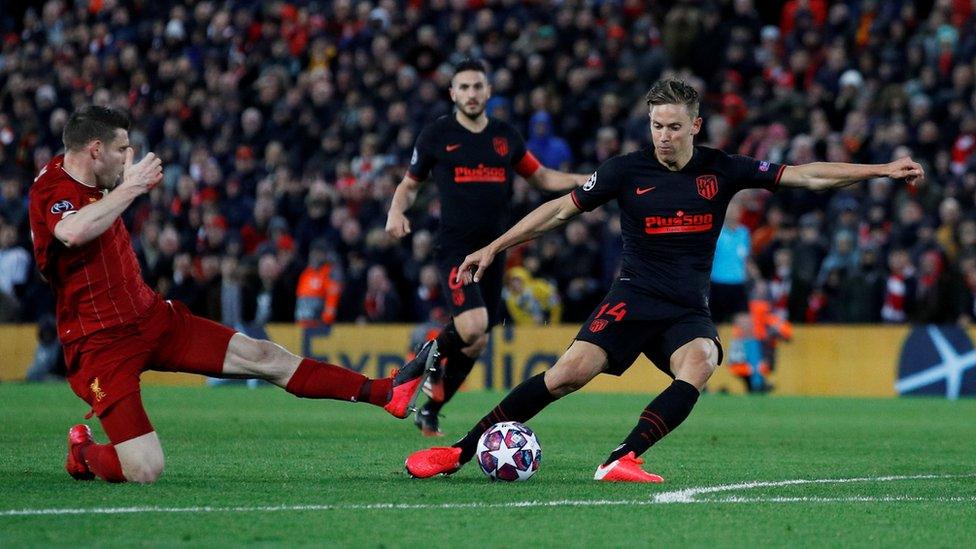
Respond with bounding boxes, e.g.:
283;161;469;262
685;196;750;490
1;383;974;547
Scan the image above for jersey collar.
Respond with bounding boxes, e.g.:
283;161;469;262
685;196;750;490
647;145;699;172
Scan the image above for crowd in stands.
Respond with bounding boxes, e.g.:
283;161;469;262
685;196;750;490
1;0;976;332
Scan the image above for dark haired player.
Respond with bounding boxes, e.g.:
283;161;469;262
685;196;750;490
404;79;924;481
386;59;587;436
29;106;437;484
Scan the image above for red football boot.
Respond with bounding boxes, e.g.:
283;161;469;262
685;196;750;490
593;452;664;483
384;340;439;419
404;446;463;478
66;424;95;481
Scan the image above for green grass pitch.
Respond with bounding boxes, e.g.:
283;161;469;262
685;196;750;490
1;383;974;547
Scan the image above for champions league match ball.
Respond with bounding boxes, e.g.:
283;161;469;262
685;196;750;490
476;421;542;481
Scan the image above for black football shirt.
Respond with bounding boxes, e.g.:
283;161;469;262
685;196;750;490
408;115;540;253
570;145;784;311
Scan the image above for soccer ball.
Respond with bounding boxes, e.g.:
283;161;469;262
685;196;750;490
476;421;542;481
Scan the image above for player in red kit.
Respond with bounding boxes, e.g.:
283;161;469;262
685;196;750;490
29;106;438;484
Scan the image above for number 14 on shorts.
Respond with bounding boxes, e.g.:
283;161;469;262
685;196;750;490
590;302;627;332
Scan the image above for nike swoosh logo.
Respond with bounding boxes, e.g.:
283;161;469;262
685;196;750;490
636;186;656;195
446;144;461;152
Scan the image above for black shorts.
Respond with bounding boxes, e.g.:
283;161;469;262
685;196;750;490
574;282;724;376
435;249;505;328
709;282;748;323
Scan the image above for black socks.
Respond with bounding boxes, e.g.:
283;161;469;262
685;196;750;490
453;372;558;463
604;379;700;465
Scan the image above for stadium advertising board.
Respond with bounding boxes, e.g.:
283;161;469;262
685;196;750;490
1;324;973;398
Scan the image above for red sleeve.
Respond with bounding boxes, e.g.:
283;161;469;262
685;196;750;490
514;151;541;178
40;181;85;230
29;178;85;276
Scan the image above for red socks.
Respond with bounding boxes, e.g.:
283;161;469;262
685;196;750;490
80;443;126;483
357;378;393;405
286;359;391;406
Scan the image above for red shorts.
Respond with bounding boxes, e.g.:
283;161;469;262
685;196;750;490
64;299;235;420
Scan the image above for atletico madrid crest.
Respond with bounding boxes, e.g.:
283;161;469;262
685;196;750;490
589;319;608;333
452;289;466;306
696;175;718;200
493;137;509;156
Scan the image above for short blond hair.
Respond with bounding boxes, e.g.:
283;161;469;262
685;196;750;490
645;79;700;119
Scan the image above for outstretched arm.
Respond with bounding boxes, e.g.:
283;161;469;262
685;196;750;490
54;151;162;247
457;193;582;284
385;174;423;238
527;166;590;193
779;156;924;191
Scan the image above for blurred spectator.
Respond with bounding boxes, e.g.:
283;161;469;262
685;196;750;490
295;239;342;327
935;197;962;261
751;204;789;259
711;200;751;323
350;134;391;185
769;247;793;320
503;266;562;325
295;181;336;259
958;256;976;324
25;315;65;382
789;213;827;321
220;256;244;330
150;225;180;295
1;178;27;232
402;229;434;295
593;126;622;164
166;253;201;312
220;179;255;232
0;220;30;321
527;111;573;172
361;265;401;323
555;221;602;321
726;281;792;393
881;249;916;323
135;220;162;287
196;254;223;321
241;197;276;255
839;247;886;322
414;264;446;323
266;234;305;322
912;250;957;323
890;200;925;250
242;252;293;332
817;230;859;287
337;250;369;322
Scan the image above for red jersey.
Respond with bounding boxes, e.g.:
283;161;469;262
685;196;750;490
28;155;160;344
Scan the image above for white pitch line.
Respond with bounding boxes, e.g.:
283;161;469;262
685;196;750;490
719;496;976;503
5;497;976;517
651;473;976;503
3;473;974;517
0;500;647;517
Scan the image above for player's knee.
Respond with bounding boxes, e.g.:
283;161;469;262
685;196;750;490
457;324;487;347
251;338;281;365
235;337;284;372
123;454;165;484
464;332;489;355
671;339;718;389
546;359;599;397
546;376;584;397
127;464;163;484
